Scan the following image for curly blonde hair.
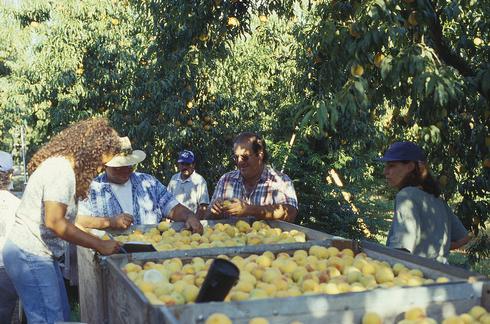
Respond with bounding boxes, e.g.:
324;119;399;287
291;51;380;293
28;118;121;199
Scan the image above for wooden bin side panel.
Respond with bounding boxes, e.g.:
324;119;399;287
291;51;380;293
267;220;333;240
106;218;330;242
78;246;106;324
362;241;483;280
173;282;485;324
106;243;487;324
106;261;151;324
104;239;487;324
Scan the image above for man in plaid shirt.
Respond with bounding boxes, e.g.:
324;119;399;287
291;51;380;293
208;132;298;222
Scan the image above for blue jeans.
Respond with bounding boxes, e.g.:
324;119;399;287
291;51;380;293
0;266;18;323
2;240;70;324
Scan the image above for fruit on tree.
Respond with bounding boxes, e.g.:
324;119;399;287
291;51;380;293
408;12;418;26
259;15;268;23
374;53;384;68
351;64;364;77
227;17;239;28
484;159;490;168
349;24;361;38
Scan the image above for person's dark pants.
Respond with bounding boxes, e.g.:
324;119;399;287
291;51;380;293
0;266;17;323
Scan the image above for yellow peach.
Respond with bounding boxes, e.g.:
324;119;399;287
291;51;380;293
362;312;383;324
404;307;426;320
205;313;233;324
249;317;270;324
468;305;487;320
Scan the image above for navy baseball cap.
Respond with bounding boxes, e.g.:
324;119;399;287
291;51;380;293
379;141;426;162
177;150;195;164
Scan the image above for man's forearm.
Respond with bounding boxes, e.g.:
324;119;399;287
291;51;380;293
245;204;297;222
76;215;111;229
196;204;208;219
205;209;222;219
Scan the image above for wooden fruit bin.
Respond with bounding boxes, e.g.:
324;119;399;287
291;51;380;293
77;218;331;324
104;240;489;324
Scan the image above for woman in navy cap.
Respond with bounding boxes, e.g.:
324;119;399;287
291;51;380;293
380;141;469;263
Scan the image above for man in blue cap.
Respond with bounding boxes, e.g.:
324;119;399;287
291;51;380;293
380;141;469;263
167;150;209;219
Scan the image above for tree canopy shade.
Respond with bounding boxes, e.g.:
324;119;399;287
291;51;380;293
0;0;488;259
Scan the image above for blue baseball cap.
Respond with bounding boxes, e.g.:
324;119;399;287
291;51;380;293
379;141;426;162
177;150;195;164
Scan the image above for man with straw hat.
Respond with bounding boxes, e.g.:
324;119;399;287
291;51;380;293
76;137;202;233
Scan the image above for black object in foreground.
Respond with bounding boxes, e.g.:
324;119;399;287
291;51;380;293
196;258;240;303
120;242;156;253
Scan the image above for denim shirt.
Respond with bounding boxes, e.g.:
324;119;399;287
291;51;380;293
78;172;179;224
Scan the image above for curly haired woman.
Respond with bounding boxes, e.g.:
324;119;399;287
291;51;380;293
380;141;470;263
3;118;123;323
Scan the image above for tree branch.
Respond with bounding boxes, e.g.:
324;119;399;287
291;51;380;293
425;0;489;100
426;2;474;76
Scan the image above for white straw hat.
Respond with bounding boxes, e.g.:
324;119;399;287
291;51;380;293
0;151;13;172
105;137;146;167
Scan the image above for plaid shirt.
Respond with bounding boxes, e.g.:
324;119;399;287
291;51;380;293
78;172;179;224
211;165;298;210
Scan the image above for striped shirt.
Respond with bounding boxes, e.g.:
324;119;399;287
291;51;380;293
78;172;179;224
211;165;298;210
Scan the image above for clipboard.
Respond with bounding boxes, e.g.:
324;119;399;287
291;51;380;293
120;242;157;253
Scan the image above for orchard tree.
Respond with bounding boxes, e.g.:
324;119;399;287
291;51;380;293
1;0;488;257
292;0;489;258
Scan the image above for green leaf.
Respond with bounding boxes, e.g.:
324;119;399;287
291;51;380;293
354;80;364;94
318;101;328;134
299;109;314;130
380;57;392;80
425;76;435;96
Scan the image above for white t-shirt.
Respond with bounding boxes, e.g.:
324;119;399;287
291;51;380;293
0;190;20;266
110;179;133;214
167;171;209;213
8;157;77;258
